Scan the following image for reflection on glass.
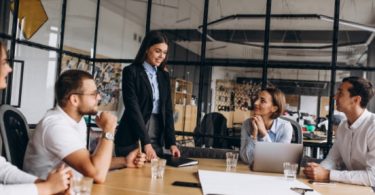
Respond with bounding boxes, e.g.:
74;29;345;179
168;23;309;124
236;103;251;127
150;1;203;62
13;44;58;124
64;0;96;55
14;0;62;47
206;0;266;61
97;0;147;59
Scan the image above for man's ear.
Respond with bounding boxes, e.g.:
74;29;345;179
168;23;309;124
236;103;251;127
353;95;362;106
68;94;80;107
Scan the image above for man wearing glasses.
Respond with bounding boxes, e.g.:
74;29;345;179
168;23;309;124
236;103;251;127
24;70;145;183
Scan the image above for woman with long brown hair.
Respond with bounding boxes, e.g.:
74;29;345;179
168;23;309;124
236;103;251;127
115;30;180;160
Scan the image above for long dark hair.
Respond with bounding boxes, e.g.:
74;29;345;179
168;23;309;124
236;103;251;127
133;30;169;70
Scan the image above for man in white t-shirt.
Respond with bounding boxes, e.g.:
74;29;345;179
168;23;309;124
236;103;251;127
24;70;146;183
304;76;375;186
0;41;71;195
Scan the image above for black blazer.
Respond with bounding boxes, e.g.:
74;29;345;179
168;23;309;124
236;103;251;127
115;63;176;148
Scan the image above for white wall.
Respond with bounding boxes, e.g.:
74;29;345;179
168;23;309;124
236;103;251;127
300;95;318;116
12;0;144;123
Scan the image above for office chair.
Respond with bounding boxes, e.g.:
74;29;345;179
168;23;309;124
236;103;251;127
0;105;30;169
194;112;229;149
280;116;303;144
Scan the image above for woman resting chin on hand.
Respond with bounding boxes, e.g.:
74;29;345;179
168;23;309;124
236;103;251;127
239;88;293;165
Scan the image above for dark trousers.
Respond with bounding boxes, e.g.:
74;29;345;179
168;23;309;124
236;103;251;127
115;114;163;157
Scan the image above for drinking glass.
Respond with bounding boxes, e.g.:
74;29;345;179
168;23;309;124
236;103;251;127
73;176;93;195
283;162;298;181
226;152;239;171
151;158;167;179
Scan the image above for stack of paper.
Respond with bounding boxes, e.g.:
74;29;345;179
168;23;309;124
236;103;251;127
198;170;320;195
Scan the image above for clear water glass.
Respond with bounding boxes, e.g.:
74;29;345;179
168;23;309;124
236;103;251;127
151;158;166;179
226;152;239;171
72;176;93;195
283;162;298;181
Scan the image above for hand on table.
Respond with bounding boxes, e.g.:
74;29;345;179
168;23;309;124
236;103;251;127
126;149;146;168
303;162;330;182
170;145;181;157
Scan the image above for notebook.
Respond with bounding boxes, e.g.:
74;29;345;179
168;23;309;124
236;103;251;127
251;142;303;173
163;154;198;167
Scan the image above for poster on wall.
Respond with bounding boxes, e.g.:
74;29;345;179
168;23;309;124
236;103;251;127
61;47;122;111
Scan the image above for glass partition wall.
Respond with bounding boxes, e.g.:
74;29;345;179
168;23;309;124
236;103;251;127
149;0;204;146
1;0;375;157
268;0;335;158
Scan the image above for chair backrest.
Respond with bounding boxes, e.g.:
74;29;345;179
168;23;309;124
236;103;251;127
280;116;303;144
0;105;30;169
194;112;228;148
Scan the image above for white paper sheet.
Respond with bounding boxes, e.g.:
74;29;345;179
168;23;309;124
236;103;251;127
198;170;320;195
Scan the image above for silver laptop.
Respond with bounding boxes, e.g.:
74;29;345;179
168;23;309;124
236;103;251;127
251;142;303;173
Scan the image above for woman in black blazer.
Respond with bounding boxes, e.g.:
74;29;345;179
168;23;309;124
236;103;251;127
115;30;180;160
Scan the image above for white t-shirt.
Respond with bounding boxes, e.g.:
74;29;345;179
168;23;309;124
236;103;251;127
23;106;87;179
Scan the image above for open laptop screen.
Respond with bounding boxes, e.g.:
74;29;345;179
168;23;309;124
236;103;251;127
251;142;303;173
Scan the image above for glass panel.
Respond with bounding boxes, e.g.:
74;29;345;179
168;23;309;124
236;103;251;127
207;67;263;149
149;1;205;146
96;0;147;59
60;56;125;114
64;0;96;55
14;0;62;48
150;0;203;62
196;0;267;149
338;1;375;67
13;44;58;124
167;64;200;146
268;68;332;119
270;0;334;68
206;0;266;62
269;68;332;159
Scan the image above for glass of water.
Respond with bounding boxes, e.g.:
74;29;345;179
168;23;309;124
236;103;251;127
151;158;167;179
226;152;239;171
73;176;93;195
283;162;298;181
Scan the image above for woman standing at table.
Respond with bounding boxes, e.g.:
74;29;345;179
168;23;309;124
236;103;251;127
0;42;71;195
240;87;293;164
115;30;180;161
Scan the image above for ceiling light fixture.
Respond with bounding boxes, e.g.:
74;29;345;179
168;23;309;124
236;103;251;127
319;15;375;32
199;14;375;33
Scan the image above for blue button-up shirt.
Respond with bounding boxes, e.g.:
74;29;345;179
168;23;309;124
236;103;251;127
143;61;160;114
240;117;293;164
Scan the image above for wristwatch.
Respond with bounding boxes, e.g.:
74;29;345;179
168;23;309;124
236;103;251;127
102;132;115;141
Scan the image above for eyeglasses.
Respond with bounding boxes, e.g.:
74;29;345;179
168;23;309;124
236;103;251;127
72;90;100;97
